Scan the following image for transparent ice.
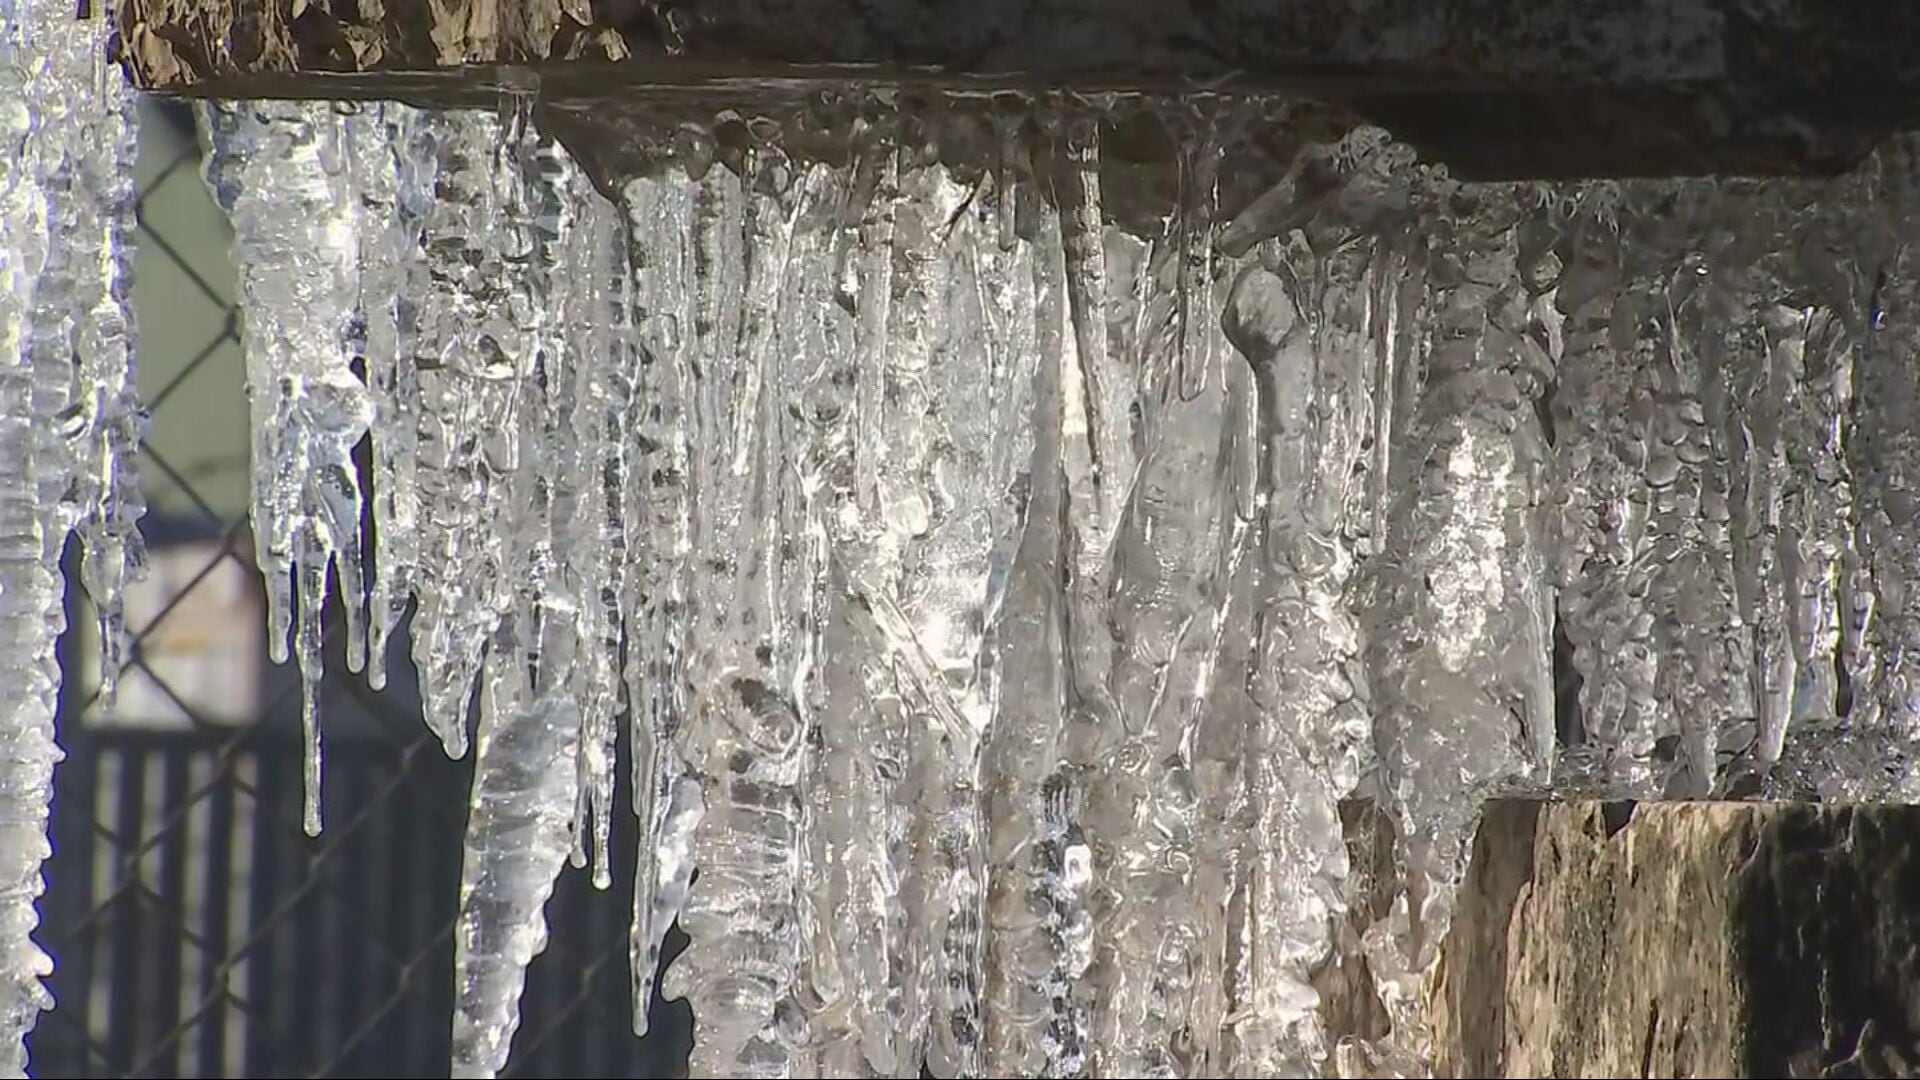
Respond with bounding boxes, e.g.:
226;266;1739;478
0;5;144;1076
13;14;1920;1075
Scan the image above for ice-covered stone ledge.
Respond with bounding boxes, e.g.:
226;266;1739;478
116;0;1920;179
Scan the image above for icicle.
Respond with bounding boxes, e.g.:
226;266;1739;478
569;170;630;890
1222;184;1382;1073
351;102;431;692
1551;185;1670;793
1086;209;1237;1077
201;101;369;836
1792;169;1878;781
450;122;613;1078
65;14;145;703
775;120;897;1077
1699;186;1809;773
407;108;521;759
920;158;1043;1080
1054;115;1130;533
1023;114;1132;1080
758;140;884;1076
1589;181;1749;799
981;198;1080;1079
619;164;704;1034
861;155;1043;1080
1170;101;1227;403
1765;295;1851;769
849;123;896;517
0;10;58;1074
0;250;57;1080
1693;180;1853;782
0;8;151;1071
665;140;826;1080
450;638;583;1078
852;155;964;1078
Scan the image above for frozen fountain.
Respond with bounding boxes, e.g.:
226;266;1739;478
7;2;1920;1077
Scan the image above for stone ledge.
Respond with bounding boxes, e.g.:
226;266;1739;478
116;1;1920;179
1431;801;1920;1078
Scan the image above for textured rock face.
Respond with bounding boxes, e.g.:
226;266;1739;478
117;0;1920;178
1432;802;1920;1078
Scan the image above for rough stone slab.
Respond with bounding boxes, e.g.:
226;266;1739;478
1431;801;1920;1078
116;1;1920;178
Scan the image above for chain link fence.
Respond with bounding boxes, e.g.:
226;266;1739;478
25;97;692;1079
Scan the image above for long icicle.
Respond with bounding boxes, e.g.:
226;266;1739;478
352;102;431;693
449;115;611;1078
784;112;900;1077
1;6;146;1072
67;12;145;703
620;166;703;1034
1089;227;1236;1078
1704;186;1803;775
561;148;628;889
665;138;824;1080
0;9;58;1073
982;191;1076;1079
1228;184;1380;1074
913;156;1038;1080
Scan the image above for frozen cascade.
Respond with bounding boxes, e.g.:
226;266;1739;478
9;45;1920;1074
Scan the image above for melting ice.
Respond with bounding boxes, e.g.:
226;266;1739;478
11;13;1920;1076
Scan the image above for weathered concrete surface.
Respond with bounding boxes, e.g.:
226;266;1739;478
1430;801;1920;1078
116;1;1920;178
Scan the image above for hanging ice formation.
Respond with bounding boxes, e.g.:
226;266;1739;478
12;10;1920;1074
0;3;146;1077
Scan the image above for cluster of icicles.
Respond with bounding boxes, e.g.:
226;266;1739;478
12;15;1920;1080
193;96;1920;1078
0;7;145;1079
